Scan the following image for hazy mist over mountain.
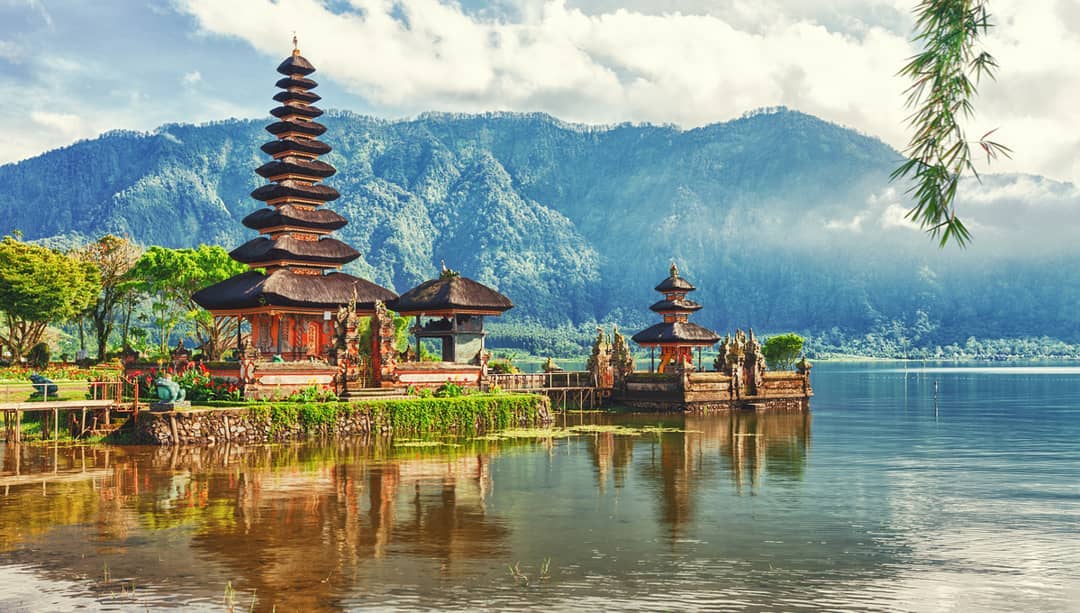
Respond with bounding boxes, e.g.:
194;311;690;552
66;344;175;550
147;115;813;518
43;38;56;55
2;108;1078;350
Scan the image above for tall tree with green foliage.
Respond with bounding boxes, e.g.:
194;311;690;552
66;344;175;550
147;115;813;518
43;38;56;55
184;245;249;361
762;333;805;371
74;235;142;362
0;235;99;362
130;245;247;360
894;0;1010;247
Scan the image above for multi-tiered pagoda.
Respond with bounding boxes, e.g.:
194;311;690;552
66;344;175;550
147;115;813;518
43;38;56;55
193;41;396;361
632;263;720;372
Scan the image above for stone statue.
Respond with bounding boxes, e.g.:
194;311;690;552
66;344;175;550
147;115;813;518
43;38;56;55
543;357;564;373
155;373;186;403
28;373;59;399
587;327;614;389
609;325;635;386
746;328;766;393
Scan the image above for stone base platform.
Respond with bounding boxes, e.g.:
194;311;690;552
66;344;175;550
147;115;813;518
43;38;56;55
150;401;191;412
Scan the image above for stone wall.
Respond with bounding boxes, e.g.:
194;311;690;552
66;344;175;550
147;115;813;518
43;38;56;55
618;369;811;412
119;394;551;446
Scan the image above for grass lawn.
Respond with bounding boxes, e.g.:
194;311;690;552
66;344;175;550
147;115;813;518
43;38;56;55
0;381;91;404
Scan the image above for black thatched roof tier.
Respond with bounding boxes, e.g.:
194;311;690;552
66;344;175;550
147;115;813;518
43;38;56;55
655;274;695;292
193;270;396;312
266;120;326;137
255;158;336;179
390;275;513;314
632;322;720;346
275;76;317;90
242;205;347;232
273;90;321;104
251;182;340;203
261;138;331;157
270;104;323;120
649;298;703;313
230;236;360;266
277;54;316;76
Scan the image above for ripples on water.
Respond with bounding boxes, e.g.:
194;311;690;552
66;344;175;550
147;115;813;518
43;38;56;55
0;362;1079;611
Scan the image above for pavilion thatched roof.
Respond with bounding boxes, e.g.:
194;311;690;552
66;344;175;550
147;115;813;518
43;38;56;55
632;321;720;346
192;270;397;312
390;275;513;315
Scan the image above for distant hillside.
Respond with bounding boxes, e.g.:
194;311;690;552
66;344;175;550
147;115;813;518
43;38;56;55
3;108;1080;349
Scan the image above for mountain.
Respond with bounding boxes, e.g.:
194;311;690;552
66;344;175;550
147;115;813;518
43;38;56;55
3;108;1080;352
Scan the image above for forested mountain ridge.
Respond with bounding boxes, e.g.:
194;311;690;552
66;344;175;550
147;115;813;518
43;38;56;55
3;108;1079;352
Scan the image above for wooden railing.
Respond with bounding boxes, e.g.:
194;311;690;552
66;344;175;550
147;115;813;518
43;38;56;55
486;371;594;391
1;379;133;443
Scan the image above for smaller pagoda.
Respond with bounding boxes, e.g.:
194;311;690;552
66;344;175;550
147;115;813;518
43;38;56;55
390;265;513;364
632;262;720;372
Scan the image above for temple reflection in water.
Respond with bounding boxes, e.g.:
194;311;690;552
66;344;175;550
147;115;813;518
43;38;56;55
0;412;809;609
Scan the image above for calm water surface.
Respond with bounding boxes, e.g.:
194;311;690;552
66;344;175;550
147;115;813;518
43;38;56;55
1;362;1079;611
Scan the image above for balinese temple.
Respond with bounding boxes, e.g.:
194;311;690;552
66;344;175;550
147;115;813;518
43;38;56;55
193;40;396;361
632;262;720;372
390;266;513;364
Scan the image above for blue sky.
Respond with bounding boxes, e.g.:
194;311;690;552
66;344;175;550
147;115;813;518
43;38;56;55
3;0;1079;184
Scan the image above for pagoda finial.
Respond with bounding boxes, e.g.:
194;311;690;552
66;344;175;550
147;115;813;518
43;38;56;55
439;260;460;279
670;260;679;278
292;32;300;56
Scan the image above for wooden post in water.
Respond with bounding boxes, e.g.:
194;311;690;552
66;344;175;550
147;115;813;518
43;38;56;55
52;408;59;441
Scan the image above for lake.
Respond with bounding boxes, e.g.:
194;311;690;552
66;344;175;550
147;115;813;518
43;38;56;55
1;362;1078;611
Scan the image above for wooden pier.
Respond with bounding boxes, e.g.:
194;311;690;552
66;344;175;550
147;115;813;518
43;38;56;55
0;380;136;443
486;372;605;410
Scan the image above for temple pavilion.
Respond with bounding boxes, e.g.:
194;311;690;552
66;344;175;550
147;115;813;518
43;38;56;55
632;263;720;372
193;40;396;361
391;266;513;364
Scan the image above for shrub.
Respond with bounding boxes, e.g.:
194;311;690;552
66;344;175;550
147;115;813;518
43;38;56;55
762;333;805;371
285;385;337;403
488;359;519;374
434;381;464;398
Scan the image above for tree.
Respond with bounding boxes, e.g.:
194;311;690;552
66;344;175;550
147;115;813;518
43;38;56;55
762;333;805;371
894;0;1010;247
130;245;247;360
184;245;248;361
0;235;99;362
74;235;142;362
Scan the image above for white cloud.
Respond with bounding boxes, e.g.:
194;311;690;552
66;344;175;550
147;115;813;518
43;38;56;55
172;0;1080;184
825;213;865;232
0;40;22;62
182;70;202;86
879;203;920;231
29;110;85;136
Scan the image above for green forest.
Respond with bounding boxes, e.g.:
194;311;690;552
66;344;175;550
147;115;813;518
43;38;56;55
2;109;1079;361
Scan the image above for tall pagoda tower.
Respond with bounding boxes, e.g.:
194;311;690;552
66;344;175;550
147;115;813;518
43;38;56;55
631;262;720;372
193;40;396;361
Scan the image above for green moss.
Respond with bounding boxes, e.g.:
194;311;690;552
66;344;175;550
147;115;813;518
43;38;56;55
244;394;546;438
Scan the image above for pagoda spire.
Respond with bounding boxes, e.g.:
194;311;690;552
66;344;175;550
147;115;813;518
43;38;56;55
193;46;396;355
227;44;360;273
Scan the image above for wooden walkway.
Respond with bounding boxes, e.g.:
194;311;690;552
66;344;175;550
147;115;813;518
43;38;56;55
486;372;607;409
0;380;133;443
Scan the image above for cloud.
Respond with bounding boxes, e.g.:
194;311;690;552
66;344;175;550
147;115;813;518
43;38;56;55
0;40;22;62
176;0;912;136
29;110;84;136
879;204;920;231
825;214;865;232
172;0;1080;185
182;70;202;86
